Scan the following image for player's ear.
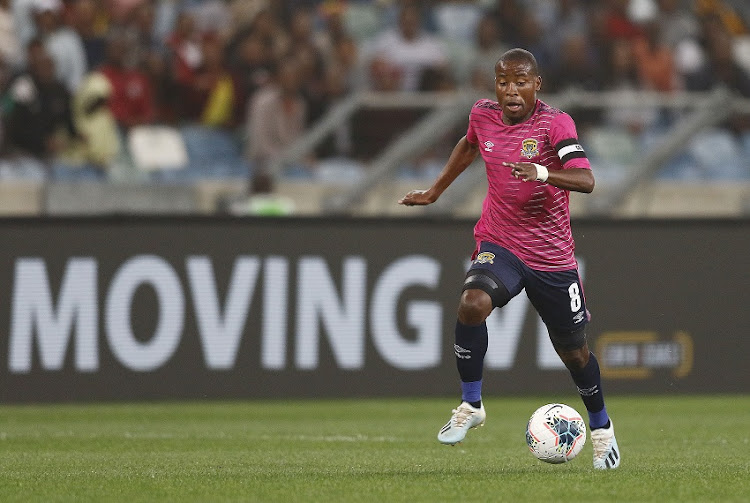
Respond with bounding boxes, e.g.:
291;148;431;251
536;76;542;91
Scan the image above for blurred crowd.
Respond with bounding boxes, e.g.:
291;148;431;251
0;0;749;184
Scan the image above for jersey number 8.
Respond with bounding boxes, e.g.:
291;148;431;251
568;283;582;312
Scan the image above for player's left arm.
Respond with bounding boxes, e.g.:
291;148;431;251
504;112;595;193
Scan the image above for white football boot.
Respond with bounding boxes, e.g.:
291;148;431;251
591;420;621;469
437;402;486;445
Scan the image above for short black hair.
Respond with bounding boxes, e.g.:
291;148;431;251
496;48;539;75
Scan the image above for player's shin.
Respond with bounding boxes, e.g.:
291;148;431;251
568;351;610;429
454;320;488;407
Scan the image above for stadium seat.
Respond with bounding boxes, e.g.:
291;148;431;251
655;152;699;180
177;125;250;181
128;125;189;174
0;157;47;181
740;130;750;165
316;157;366;184
51;163;107;182
582;127;639;187
687;128;748;180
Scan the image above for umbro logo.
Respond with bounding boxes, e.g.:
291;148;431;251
454;344;471;359
573;311;586;324
577;385;599;397
483;141;494;152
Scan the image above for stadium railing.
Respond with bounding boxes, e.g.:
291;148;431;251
269;88;750;218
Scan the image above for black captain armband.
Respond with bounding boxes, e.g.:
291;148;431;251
555;138;587;164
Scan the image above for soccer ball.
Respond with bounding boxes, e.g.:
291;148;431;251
525;403;586;464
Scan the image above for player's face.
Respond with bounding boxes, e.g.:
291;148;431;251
495;59;542;125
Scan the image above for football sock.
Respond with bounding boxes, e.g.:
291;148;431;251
455;320;488;405
461;381;482;407
569;352;610;429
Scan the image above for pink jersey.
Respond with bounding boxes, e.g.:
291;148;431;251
466;99;591;271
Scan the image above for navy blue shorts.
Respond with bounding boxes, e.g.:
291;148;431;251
467;241;589;335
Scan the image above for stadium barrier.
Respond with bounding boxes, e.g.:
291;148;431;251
0;217;747;403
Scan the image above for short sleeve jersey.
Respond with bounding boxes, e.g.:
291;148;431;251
465;99;590;271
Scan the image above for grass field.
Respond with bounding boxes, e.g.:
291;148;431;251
0;395;748;502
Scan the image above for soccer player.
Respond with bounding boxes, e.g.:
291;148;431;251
398;48;620;469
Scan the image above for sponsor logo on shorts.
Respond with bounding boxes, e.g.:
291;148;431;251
573;311;586;324
521;138;540;159
474;252;495;264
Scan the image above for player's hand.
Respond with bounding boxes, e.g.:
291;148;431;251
398;189;436;206
503;161;539;182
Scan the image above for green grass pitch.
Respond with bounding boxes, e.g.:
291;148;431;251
0;395;748;502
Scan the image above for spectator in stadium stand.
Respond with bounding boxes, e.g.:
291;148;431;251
543;34;606;130
632;20;679;91
367;4;447;92
0;0;23;71
488;0;525;47
121;1;163;68
545;35;605;94
704;28;750;96
71;0;108;71
245;8;289;62
97;32;156;129
682;15;750;96
230;32;274;104
244;58;307;176
541;0;588;56
227;0;271;35
512;12;553;73
166;11;203;105
68;71;120;176
182;34;242;128
11;0;39;46
2;39;78;165
141;47;177;124
655;0;701;49
327;34;360;93
314;0;350;64
313;35;359;158
467;16;509;93
31;0;88;94
601;38;659;133
368;55;402;92
190;0;233;41
694;0;748;37
398;48;621;470
286;8;328;126
601;0;644;40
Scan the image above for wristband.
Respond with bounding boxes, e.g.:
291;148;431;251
533;163;548;182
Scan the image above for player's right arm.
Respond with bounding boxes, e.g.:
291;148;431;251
398;135;479;206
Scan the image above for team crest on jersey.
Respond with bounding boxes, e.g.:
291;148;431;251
521;139;540;159
475;252;495;264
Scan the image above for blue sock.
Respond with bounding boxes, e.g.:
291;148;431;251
461;380;482;405
455;320;488;406
589;406;609;429
569;352;610;429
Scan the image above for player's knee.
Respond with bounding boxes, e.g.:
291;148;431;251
558;348;589;372
458;289;493;325
549;327;589;371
